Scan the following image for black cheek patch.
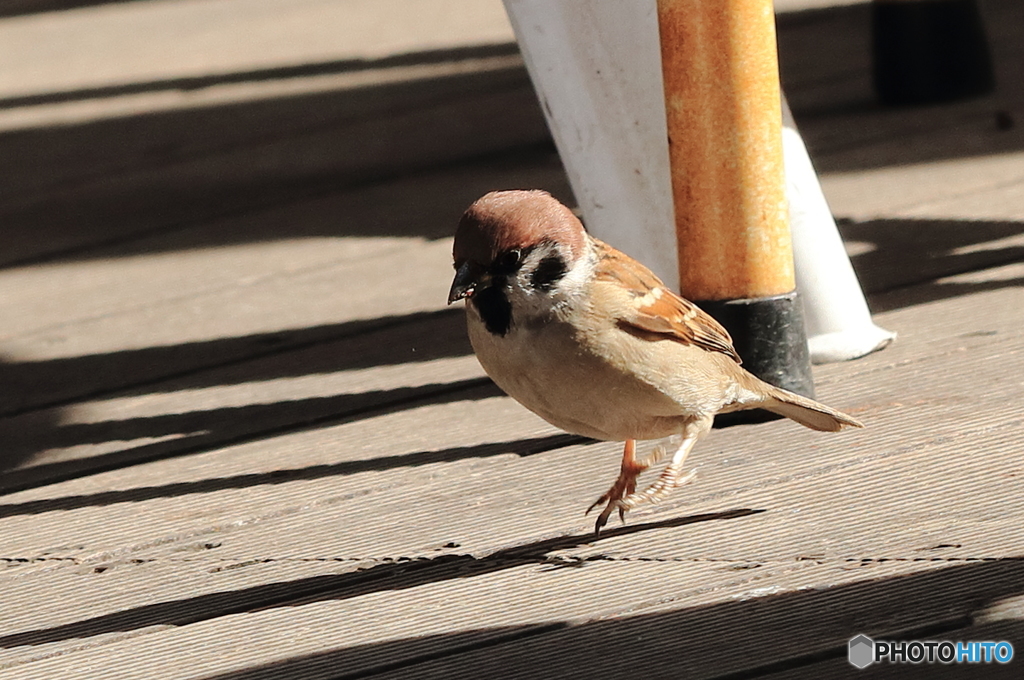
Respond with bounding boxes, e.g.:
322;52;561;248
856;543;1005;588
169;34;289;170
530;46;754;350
530;255;568;291
473;285;513;336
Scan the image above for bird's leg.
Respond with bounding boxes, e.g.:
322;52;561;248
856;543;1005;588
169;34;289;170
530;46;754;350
587;439;670;535
588;419;712;536
615;431;701;512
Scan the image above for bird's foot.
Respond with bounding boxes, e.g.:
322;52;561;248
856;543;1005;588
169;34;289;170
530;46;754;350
588;461;698;537
586;466;643;536
587;427;705;538
587;440;652;536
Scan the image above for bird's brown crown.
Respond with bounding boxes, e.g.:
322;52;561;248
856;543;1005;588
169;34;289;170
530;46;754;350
453;190;586;266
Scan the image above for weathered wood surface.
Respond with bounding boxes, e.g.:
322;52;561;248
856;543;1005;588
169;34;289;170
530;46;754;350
2;1;1024;678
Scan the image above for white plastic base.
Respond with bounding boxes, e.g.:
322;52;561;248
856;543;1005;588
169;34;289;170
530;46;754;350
808;328;896;364
782;100;896;362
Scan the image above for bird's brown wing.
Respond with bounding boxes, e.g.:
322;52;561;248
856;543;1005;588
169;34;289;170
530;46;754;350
592;239;742;364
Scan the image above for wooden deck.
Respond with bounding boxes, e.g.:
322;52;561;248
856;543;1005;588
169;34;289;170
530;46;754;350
2;1;1024;678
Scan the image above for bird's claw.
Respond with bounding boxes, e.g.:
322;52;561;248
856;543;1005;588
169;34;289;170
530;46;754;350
588;465;699;537
586;472;639;537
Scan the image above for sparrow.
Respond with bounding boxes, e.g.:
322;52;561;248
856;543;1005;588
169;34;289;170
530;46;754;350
448;190;863;534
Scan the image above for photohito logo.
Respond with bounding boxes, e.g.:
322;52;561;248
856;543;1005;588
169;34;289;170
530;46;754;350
848;634;1014;668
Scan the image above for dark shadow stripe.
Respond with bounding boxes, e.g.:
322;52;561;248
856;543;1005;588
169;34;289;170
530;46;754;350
0;43;521;110
0;433;589;517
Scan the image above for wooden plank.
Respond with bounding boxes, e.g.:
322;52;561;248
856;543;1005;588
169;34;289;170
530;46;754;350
3;559;1020;678
823;153;1024;224
0;153;573;417
0;0;515;99
0;395;581;560
364;562;1024;680
0;306;485;483
0;0;540;270
841;216;1024;296
0;153;569;349
0;560;807;678
865;259;1024;324
0;236;460;423
0;58;550;267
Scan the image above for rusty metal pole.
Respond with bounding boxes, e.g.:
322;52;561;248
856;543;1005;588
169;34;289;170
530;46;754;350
657;0;814;401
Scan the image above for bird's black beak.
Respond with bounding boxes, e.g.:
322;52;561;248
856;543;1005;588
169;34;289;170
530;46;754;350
448;261;486;304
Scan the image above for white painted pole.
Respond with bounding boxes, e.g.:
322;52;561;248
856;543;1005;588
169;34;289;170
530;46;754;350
501;0;677;286
502;0;894;363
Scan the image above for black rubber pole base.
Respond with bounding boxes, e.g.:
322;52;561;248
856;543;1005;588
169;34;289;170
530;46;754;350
872;0;995;106
696;291;814;428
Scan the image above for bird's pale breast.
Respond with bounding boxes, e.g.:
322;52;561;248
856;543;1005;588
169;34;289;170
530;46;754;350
465;308;713;441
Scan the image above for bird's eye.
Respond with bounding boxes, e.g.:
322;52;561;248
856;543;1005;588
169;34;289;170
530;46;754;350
498;248;523;271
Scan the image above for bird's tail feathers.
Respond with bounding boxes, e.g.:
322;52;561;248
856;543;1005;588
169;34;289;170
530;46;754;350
760;384;863;432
